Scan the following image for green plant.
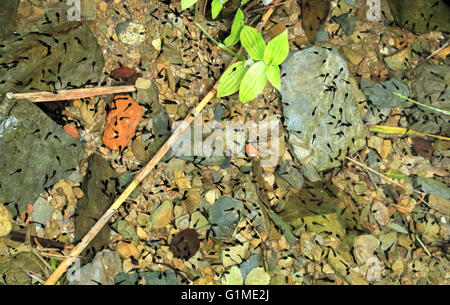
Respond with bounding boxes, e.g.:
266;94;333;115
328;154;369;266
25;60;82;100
217;26;289;103
182;0;250;20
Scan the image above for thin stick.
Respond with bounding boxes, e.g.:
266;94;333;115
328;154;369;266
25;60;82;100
194;22;245;61
346;157;421;194
44;3;280;285
7;85;136;103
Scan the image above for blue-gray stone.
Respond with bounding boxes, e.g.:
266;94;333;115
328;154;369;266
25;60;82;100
361;78;410;108
315;30;329;42
208;197;244;238
418;178;450;201
281;47;366;180
239;253;261;281
32;197;54;225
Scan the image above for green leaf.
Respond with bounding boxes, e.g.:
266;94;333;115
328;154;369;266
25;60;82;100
217;61;249;98
181;0;198;10
240;26;266;61
266;64;281;91
264;30;289;65
239;61;268;103
385;169;407;180
224;8;245;46
241;0;250;5
211;0;226;19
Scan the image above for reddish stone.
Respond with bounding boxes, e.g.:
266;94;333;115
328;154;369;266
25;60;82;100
109;67;137;82
63;124;79;139
412;137;434;157
102;95;142;151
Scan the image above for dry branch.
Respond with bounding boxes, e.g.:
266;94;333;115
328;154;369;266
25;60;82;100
7;86;136;102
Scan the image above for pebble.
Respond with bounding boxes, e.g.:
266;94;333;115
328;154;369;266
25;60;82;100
116;241;140;259
135;77;152;90
150;201;173;229
0;203;12;237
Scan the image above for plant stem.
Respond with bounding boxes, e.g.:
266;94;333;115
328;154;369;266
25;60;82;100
194;22;245;61
394;93;450;116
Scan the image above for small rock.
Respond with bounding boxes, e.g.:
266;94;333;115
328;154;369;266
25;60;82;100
392;260;404;276
0;203;12;237
150;200;173;229
361;78;410;108
225;266;243;285
353;235;380;265
384;48;411;72
209;197;244;238
245;267;271;285
102;96;142;151
135;77;151;90
372;202;390;225
152;38;161;51
31;197;54;225
115;241;140;259
70;250;122;285
342;46;364;65
412;137;434;157
169;229;200;259
315;30;329;42
379;232;397;251
116;19;146;46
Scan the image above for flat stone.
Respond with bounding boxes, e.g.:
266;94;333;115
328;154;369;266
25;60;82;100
0;98;85;215
150;200;173;229
31;197;54;225
281;47;366;180
70;250;122;285
0;203;12;237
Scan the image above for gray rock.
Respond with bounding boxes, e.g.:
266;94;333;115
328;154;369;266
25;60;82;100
75;154;119;256
70;250;122;285
32;197;54;225
418;177;450;201
116;19;147;46
277;160;304;190
115;270;183;285
281;47;366;180
315;30;329;43
0;98;85;215
208;197;244;238
0;8;105;95
239;253;262;281
0;0;18;40
361;78;410;108
331;13;359;36
387;0;450;34
409;64;450;137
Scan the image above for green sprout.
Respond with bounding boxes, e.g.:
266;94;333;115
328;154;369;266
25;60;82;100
182;0;250;20
217;26;289;103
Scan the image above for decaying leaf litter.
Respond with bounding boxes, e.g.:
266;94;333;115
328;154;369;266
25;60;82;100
0;0;449;285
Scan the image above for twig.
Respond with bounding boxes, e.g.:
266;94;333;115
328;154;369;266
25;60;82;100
394;93;450;116
194;22;245;61
7;85;136;103
9;231;66;250
346;157;422;194
44;3;281;286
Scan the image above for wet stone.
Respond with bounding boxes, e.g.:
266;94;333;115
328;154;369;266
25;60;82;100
70;250;122;285
408;64;450;137
361;78;410;108
0;0;19;40
208;197;244;238
387;0;450;34
0;7;105;95
0;98;85;215
116;19;147;46
281;47;366;180
75;154;119;257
